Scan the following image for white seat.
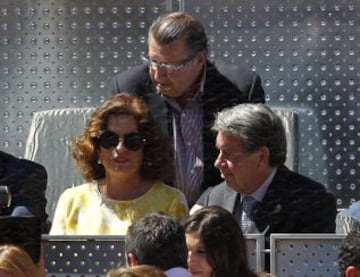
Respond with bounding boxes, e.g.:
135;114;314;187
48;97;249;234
273;107;298;172
24;107;95;221
25;106;297;222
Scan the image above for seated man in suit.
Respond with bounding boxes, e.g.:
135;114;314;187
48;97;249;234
0;151;48;232
125;212;190;277
108;12;265;205
191;103;336;242
338;230;360;277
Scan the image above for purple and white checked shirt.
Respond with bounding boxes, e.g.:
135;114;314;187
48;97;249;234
164;88;204;206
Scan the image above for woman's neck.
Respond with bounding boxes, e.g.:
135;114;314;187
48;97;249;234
98;174;152;201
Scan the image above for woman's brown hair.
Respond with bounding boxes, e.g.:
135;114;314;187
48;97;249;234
72;93;174;183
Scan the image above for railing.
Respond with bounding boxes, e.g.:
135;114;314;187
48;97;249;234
42;233;345;276
43;235;126;277
270;234;345;277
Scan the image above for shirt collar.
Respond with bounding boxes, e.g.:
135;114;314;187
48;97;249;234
241;168;277;202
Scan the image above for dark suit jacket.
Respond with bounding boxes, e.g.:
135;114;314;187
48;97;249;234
109;60;265;191
0;151;48;231
196;166;337;241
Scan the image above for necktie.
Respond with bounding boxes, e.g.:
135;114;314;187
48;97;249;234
241;196;257;231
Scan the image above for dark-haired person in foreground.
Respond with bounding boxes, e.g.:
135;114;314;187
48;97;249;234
125;212;190;277
0;151;48;232
338;230;360;277
109;12;265;206
191;104;337;267
185;206;259;277
0;216;44;277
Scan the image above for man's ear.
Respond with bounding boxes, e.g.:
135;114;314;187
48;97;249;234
345;266;359;277
257;146;270;167
127;252;139;267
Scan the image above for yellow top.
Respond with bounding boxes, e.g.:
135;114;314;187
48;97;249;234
49;182;188;235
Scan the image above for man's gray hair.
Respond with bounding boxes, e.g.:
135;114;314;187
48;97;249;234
212;103;287;166
148;12;208;56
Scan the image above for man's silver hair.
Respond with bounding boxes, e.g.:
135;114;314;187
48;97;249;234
212;103;287;166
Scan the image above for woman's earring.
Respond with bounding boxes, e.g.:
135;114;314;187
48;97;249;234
97;159;102;164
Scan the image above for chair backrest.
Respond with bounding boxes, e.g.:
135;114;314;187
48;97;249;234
270;233;346;276
272;107;298;172
24;107;95;221
25;107;297;222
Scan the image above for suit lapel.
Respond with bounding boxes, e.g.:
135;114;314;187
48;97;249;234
253;169;285;234
145;93;170;136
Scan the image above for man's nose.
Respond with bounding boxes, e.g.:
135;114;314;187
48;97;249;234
214;153;223;169
151;66;168;80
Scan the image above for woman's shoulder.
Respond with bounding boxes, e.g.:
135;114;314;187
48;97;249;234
60;182;97;198
151;182;186;198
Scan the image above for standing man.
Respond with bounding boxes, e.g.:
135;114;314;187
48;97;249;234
109;12;265;205
191;103;336;239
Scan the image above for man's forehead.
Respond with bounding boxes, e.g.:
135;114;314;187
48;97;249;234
216;131;244;148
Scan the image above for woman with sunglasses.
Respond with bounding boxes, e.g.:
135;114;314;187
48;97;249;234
50;93;188;235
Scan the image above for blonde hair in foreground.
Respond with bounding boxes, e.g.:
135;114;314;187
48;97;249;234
0;244;41;277
107;264;166;277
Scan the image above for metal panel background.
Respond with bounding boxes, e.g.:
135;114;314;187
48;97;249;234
270;234;346;276
0;0;358;209
43;235;126;276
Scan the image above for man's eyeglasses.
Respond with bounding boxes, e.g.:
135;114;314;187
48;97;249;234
140;54;195;73
97;130;146;151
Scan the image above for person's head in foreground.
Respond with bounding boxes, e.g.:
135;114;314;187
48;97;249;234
0;244;42;277
106;264;166;277
125;212;188;272
339;230;360;277
184;206;258;277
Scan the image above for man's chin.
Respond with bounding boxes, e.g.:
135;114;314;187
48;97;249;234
222;176;238;191
221;173;232;182
156;84;170;94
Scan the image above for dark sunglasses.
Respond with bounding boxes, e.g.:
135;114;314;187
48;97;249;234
97;130;145;151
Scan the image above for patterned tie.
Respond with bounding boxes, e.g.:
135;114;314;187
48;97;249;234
241;196;257;231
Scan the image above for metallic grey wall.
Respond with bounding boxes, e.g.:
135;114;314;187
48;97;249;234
0;0;358;208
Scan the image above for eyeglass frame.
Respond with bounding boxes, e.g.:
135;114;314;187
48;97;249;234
140;53;197;73
96;130;146;151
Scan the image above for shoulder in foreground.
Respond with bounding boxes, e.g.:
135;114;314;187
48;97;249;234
1;152;47;179
23;158;47;175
